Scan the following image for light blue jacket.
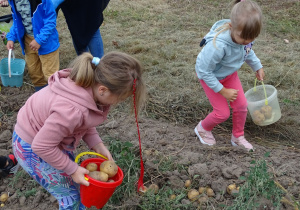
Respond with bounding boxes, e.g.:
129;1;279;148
195;19;263;93
6;0;59;55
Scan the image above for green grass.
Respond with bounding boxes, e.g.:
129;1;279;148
102;138;141;208
227;153;284;210
138;187;193;210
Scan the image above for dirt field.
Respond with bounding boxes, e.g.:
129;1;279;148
1;0;300;209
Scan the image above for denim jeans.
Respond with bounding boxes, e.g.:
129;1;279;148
73;28;104;58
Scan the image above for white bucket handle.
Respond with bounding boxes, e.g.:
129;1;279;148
8;49;15;78
253;78;268;105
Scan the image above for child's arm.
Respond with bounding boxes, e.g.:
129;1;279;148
5;8;18;46
196;42;226;93
83;128;113;160
245;49;263;75
33;0;57;46
31;107;83;176
92;142;113;161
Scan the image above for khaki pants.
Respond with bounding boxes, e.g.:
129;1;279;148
24;35;59;87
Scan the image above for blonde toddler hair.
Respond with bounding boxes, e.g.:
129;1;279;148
213;0;262;47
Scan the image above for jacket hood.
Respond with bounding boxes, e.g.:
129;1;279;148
48;69;107;113
204;19;239;47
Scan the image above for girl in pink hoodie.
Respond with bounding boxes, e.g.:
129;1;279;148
12;51;146;209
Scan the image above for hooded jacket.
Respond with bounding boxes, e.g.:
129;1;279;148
14;69;110;175
195;19;263;93
6;0;59;55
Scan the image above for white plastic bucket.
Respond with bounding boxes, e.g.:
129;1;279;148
245;84;281;126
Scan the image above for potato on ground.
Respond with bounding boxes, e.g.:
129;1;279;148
148;184;159;194
198;187;206;194
85;163;98;172
170;194;176;200
89;171;108;182
184;180;191;188
206;188;215;197
188;189;199;201
100;161;118;178
227;183;237;194
138;186;148;195
0;193;8;202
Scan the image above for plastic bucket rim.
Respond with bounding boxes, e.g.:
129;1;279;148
80;158;124;187
245;85;277;104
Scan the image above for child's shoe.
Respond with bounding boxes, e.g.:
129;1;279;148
194;121;216;145
231;135;254;151
0;154;19;178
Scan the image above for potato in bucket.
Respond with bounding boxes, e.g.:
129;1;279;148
245;84;281;126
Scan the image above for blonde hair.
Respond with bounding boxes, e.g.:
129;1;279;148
69;51;147;114
213;0;262;47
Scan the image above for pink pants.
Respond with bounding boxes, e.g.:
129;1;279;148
200;72;247;137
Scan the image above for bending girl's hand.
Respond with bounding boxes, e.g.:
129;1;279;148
219;87;239;102
71;166;90;186
92;142;113;161
256;68;265;81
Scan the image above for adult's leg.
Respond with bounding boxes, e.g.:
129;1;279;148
87;28;104;58
12;132;85;210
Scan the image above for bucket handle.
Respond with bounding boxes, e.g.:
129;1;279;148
253;78;268;105
75;152;108;181
75;151;108;164
8;49;15;78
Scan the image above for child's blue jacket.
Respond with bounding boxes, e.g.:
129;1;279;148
195;19;263;93
6;0;59;55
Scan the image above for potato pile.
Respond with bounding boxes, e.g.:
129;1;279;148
252;105;272;124
85;161;118;182
183;180;215;204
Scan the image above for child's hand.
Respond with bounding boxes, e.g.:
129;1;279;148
29;39;41;51
256;68;265;81
219;87;239;102
6;41;14;50
92;142;113;161
71;166;90;186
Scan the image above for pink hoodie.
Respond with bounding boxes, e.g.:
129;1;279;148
14;69;110;175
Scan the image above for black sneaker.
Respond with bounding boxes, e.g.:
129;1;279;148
0;154;19;178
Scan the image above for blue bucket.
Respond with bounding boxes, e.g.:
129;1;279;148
0;49;25;87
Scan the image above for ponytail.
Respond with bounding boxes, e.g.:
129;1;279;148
69;53;95;88
212;22;231;48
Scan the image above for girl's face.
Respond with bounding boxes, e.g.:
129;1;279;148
231;29;255;45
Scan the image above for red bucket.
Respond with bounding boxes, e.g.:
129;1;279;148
76;153;124;209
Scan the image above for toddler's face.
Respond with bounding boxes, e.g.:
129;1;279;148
231;29;254;45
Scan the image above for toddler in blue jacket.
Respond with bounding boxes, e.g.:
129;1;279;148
6;0;60;91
